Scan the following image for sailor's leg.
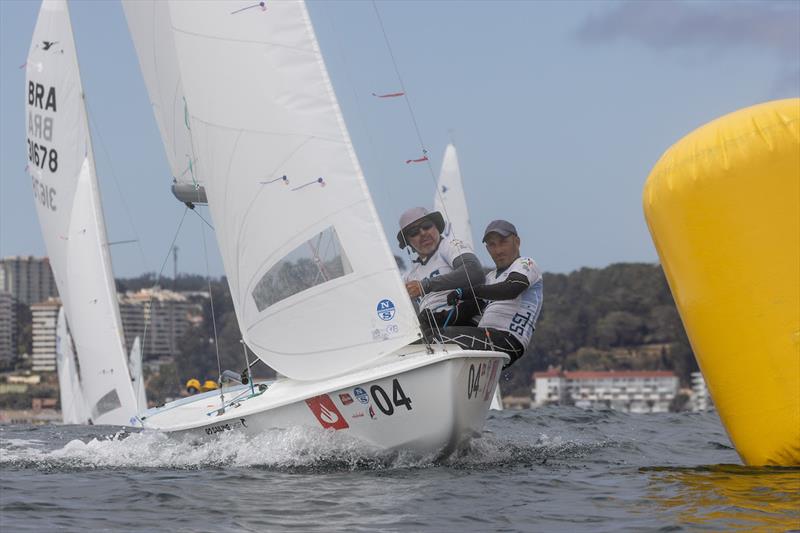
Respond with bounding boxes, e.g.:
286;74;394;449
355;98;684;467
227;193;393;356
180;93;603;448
483;329;525;368
434;326;494;350
436;327;525;368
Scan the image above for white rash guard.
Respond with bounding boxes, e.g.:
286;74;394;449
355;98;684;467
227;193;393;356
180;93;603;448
404;236;474;313
478;257;543;349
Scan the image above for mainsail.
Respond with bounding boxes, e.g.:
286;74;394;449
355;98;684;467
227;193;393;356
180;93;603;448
434;144;475;249
121;0;204;204
26;0;138;424
125;0;420;380
56;307;88;424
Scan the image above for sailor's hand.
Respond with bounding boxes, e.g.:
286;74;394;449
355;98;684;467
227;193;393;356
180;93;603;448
446;288;464;306
406;280;424;298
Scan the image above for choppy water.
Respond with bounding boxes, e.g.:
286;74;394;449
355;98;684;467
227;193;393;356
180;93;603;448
1;408;798;532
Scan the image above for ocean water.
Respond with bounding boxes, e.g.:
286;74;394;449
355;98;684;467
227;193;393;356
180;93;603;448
1;408;798;532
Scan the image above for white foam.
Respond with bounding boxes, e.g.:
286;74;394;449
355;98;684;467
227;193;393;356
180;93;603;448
1;427;431;470
0;425;609;471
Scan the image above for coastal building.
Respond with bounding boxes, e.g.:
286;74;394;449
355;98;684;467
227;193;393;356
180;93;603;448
119;288;199;359
30;298;60;372
691;371;713;411
0;291;16;364
0;256;58;305
532;369;679;413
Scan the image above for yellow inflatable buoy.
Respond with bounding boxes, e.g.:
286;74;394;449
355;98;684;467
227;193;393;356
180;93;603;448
643;99;800;466
202;380;218;392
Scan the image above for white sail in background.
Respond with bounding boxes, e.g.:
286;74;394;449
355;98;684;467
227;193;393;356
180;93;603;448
434;144;474;249
121;0;202;198
26;0;138;425
127;0;421;380
129;337;147;413
433;145;503;410
56;307;88;424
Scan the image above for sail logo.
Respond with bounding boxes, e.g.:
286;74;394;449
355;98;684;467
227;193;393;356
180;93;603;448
376;299;396;321
353;387;369;404
338;393;354;405
305;394;349;430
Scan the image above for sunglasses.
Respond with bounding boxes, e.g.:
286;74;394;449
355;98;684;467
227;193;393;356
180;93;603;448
405;221;435;238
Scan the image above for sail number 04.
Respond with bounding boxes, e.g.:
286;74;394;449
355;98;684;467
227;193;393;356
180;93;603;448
370;379;412;416
467;363;487;399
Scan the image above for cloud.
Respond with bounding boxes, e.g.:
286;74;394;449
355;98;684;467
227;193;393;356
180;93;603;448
577;1;799;59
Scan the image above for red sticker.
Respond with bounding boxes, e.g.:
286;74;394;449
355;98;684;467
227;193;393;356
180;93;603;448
306;395;349;430
338;393;354;405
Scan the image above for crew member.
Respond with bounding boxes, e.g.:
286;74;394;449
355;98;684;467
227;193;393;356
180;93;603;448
397;207;483;332
441;220;543;368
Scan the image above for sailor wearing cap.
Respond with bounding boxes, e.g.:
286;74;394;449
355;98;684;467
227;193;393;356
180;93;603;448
441;220;543;367
397;207;484;331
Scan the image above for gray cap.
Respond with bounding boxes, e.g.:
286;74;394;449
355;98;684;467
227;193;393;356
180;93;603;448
396;207;445;248
482;219;518;242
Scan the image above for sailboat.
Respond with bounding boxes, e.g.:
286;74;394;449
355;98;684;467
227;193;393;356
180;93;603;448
55;308;88;424
434;144;475;250
434;144;503;411
118;0;506;453
26;0;142;426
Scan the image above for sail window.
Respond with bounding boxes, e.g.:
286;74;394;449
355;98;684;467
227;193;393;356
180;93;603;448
92;389;121;419
252;227;353;312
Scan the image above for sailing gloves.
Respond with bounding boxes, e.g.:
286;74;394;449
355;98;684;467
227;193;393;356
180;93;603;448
447;288;465;306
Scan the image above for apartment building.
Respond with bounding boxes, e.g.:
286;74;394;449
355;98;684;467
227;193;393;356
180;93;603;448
0;291;16;364
30;298;60;372
119;288;199;359
691;371;713;411
0;256;58;305
533;369;679;413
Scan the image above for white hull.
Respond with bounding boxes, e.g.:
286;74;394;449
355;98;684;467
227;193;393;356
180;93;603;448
135;346;507;455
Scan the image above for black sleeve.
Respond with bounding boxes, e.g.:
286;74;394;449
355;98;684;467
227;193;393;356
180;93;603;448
424;252;484;293
465;272;529;301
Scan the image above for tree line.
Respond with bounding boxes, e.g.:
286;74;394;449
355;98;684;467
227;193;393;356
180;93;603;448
119;262;697;402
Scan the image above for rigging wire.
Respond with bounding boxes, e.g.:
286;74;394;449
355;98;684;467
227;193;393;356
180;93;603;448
85;102;150;275
323;2;431;347
197;207;225;412
139;206;189;394
370;1;486;339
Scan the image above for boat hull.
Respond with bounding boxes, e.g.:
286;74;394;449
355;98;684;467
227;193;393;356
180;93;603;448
136;347;507;455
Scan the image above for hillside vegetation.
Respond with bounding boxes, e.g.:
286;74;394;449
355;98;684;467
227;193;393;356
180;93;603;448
120;262;697;401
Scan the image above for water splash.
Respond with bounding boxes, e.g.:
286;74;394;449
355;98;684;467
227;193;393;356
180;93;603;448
0;423;620;473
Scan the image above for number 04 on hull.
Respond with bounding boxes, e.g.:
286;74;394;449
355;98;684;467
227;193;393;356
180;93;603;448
134;347;508;455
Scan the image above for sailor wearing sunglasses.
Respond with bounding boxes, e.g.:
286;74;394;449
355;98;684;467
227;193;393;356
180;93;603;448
397;207;484;332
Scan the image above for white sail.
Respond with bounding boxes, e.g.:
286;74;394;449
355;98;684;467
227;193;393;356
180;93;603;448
434;144;475;249
121;0;201;198
56;307;88;424
129;337;148;413
125;0;420;381
434;145;503;410
26;0;138;425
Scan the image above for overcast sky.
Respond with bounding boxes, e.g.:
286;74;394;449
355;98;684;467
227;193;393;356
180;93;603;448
1;0;797;278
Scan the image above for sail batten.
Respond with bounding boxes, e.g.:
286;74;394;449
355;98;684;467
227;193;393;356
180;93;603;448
124;0;419;380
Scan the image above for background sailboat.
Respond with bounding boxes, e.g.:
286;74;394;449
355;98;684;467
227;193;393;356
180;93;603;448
55;307;88;424
26;0;140;425
434;144;503;410
434;144;475;250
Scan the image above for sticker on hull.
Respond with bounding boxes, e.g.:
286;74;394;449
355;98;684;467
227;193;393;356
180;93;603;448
306;394;349;430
